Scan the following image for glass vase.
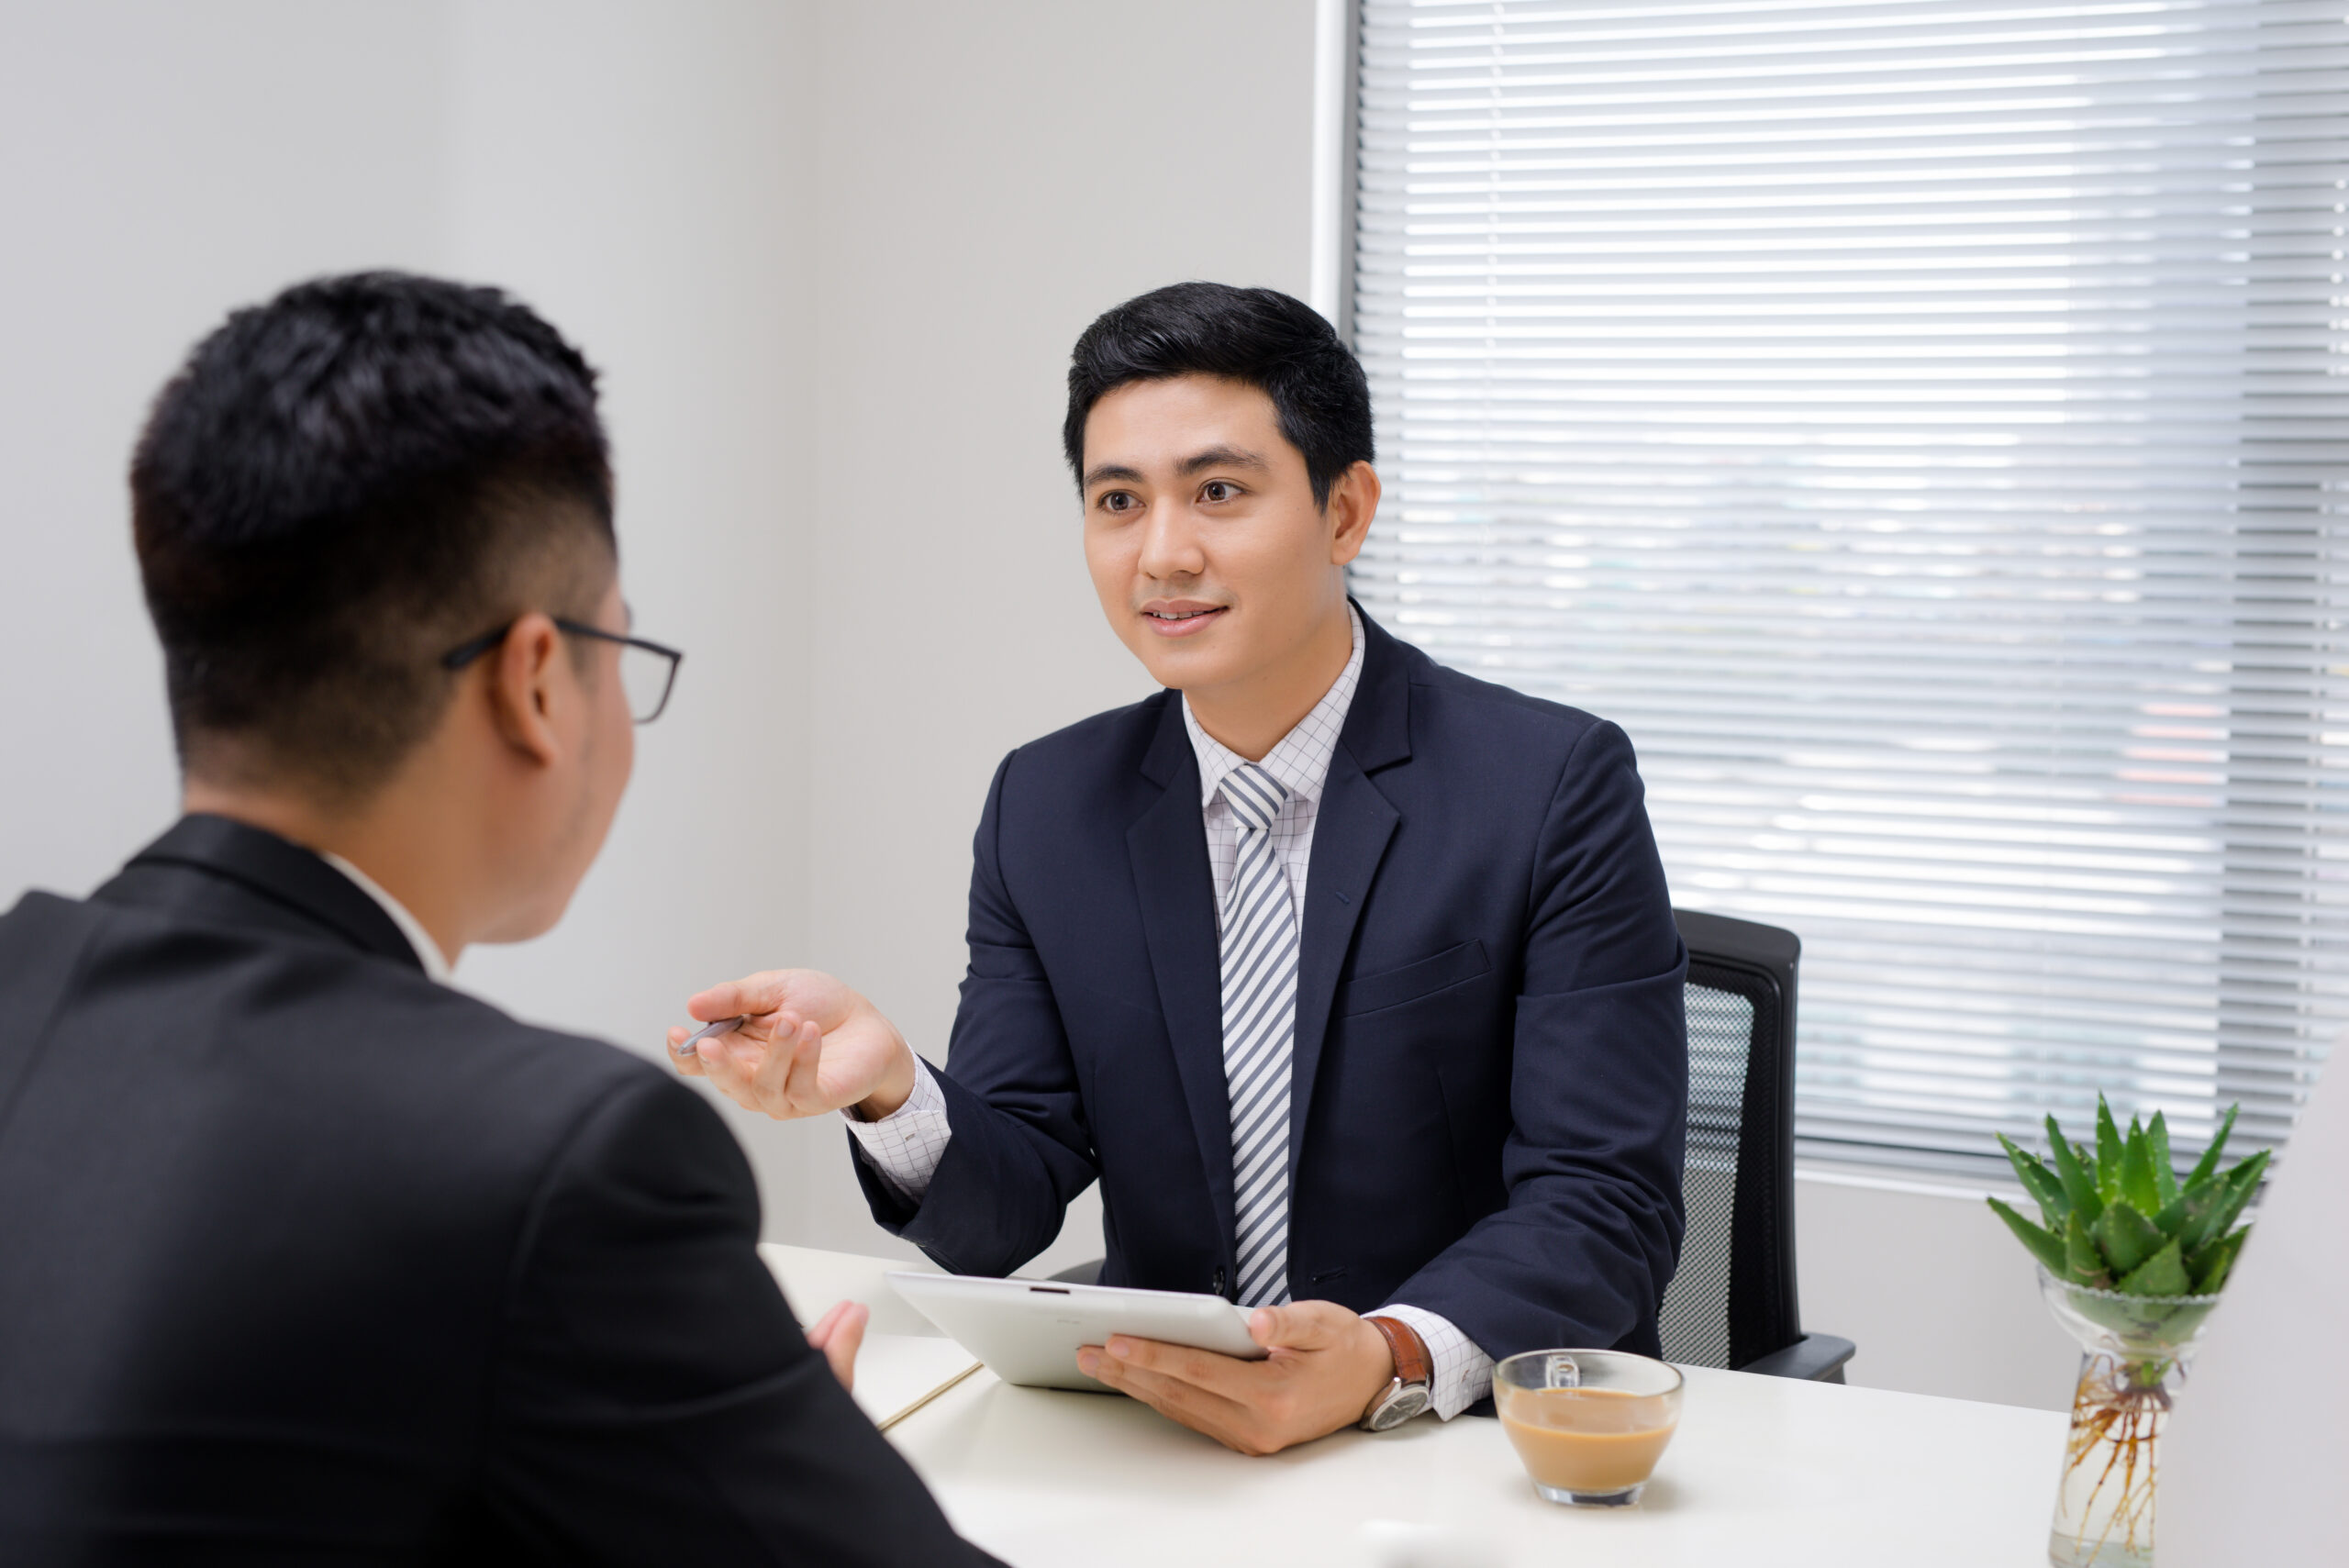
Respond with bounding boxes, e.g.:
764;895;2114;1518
2036;1265;2222;1568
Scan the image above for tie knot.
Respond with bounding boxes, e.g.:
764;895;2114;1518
1221;762;1288;833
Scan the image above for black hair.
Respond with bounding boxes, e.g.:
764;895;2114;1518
130;271;614;801
1062;282;1374;506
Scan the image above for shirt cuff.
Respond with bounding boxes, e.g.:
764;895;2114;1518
842;1055;952;1202
1369;1304;1494;1422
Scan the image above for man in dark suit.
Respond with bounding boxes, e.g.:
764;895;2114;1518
0;273;991;1563
676;284;1687;1455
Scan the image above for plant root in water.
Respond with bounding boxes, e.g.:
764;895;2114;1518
2058;1356;2171;1564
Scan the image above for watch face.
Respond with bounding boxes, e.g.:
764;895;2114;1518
1369;1385;1432;1431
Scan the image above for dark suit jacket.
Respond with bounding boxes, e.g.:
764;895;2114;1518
0;815;990;1566
857;608;1688;1368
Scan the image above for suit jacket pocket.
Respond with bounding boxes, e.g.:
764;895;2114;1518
1336;940;1492;1018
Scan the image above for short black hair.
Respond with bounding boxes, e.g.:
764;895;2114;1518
1063;283;1374;506
131;271;614;801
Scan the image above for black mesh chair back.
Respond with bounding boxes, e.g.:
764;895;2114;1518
1658;909;1854;1381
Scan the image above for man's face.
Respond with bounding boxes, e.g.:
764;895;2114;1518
1081;374;1361;696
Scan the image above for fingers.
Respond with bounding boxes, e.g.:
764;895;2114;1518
808;1299;868;1392
669;1011;781;1080
686;970;790;1023
830;1301;868;1383
1096;1335;1261;1402
667;1016;755;1075
664;1025;708;1077
1078;1343;1260;1452
697;1026;783;1112
670;970;882;1120
745;1016;823;1113
1074;1310;1377;1457
790;1018;825;1103
1249;1299;1347;1351
689;967;858;1030
682;1014;828;1119
806;1299;849;1346
778;1018;825;1106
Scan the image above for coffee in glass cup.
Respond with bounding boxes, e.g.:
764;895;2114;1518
1494;1349;1683;1507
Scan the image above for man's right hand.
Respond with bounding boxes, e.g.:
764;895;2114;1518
666;969;918;1122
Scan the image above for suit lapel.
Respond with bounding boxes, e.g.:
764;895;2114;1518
1288;749;1399;1175
1289;606;1415;1175
1126;701;1238;1262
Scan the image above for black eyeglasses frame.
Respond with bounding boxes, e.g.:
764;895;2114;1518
439;617;685;725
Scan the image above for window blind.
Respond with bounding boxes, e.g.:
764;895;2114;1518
1349;0;2349;1178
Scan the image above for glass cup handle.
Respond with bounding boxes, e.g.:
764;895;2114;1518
1544;1353;1581;1390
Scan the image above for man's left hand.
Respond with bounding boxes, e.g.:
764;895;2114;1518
806;1298;870;1392
1075;1299;1397;1455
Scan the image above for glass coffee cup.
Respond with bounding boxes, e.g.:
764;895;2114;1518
1494;1349;1684;1507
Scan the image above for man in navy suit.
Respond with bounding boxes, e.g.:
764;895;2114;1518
677;284;1687;1454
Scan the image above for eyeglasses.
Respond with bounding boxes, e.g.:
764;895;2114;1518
440;617;685;724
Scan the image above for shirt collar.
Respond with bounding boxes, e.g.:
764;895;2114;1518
1182;604;1366;812
322;851;454;985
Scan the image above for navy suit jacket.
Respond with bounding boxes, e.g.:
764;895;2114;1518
857;609;1687;1365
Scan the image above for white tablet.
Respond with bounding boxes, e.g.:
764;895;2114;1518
886;1272;1267;1393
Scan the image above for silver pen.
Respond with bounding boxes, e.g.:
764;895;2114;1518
674;1014;750;1058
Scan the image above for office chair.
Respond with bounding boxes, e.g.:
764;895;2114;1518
1664;907;1854;1382
1051;908;1856;1384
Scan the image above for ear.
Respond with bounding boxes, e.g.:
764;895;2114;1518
485;611;568;768
1325;461;1379;568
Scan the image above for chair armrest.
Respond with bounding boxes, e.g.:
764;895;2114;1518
1046;1257;1104;1285
1737;1332;1855;1383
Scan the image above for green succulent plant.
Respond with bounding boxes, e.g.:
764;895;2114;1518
1988;1096;2265;1300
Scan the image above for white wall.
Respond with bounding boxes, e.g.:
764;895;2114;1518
0;0;2076;1411
0;1;446;901
1797;1173;2079;1410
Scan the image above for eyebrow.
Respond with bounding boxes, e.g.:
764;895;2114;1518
1081;446;1272;491
1082;462;1147;490
1176;445;1269;478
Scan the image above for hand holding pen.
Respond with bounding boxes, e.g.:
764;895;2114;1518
663;968;918;1122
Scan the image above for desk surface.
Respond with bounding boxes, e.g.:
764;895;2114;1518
763;1244;2063;1568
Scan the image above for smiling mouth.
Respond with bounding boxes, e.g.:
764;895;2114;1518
1139;603;1228;639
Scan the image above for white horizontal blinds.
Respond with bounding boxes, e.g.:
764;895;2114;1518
1350;0;2349;1176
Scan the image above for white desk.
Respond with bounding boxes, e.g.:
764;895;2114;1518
763;1244;2064;1568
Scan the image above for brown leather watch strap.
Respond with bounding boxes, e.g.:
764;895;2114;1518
1364;1315;1432;1389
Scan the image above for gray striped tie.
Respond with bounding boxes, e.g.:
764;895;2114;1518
1219;762;1297;1307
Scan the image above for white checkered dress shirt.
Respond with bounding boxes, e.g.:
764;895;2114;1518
1181;613;1360;940
849;606;1492;1420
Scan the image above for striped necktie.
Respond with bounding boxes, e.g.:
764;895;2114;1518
1219;762;1297;1307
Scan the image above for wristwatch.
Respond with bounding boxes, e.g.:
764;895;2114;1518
1359;1315;1434;1431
